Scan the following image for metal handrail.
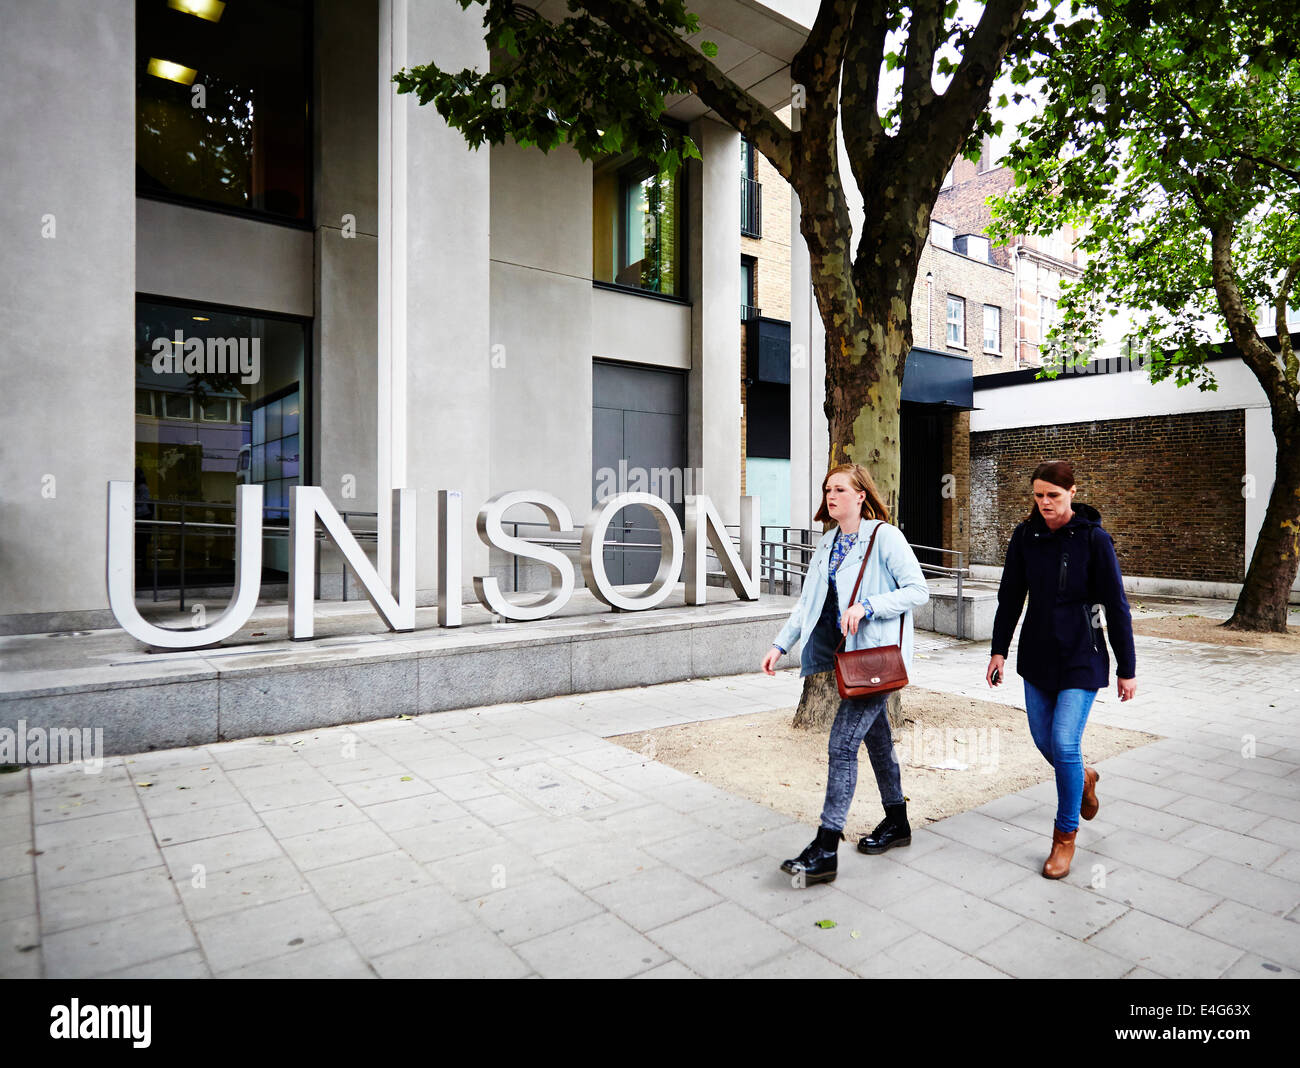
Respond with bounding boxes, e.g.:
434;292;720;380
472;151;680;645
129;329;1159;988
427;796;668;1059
759;524;972;638
132;498;377;609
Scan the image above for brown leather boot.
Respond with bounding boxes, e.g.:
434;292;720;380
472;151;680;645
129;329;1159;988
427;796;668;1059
1080;766;1100;821
1042;826;1077;879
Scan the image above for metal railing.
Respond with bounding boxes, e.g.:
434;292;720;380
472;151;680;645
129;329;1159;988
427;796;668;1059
741;176;762;237
132;499;377;610
759;524;971;638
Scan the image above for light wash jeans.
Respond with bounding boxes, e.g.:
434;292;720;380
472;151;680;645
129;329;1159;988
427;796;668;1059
1023;679;1099;833
819;692;905;832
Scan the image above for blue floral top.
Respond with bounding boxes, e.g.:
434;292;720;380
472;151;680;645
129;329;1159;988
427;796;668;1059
827;528;858;628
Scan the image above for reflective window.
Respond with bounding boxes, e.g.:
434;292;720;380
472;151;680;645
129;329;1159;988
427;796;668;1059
134;299;308;589
136;0;311;221
594;154;685;297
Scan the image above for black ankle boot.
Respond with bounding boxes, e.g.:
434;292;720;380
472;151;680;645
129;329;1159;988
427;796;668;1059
780;825;843;884
857;801;911;854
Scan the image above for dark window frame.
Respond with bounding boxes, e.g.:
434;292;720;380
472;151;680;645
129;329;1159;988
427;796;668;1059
134;0;315;230
134;290;314;497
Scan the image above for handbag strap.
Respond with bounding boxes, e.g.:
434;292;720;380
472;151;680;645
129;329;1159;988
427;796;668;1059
834;522;905;652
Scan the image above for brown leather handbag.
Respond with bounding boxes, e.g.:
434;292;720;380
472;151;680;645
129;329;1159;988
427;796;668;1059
833;523;909;699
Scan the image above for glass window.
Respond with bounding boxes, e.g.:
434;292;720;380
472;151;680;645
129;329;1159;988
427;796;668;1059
136;0;311;221
1040;295;1058;339
134;298;308;588
947;296;966;348
741;137;756;180
593;153;685;297
984;305;1001;353
741;256;756;318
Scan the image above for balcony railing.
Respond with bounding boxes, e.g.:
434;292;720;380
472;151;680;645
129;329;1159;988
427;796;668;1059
741;176;762;237
741;304;762;322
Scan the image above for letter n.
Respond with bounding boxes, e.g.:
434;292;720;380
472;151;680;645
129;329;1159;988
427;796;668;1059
289;487;415;639
683;495;759;604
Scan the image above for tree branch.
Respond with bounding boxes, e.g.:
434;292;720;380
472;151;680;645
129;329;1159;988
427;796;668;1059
575;0;793;180
900;0;946;132
840;0;890;196
1275;253;1300;396
923;0;1029;172
1208;219;1291;404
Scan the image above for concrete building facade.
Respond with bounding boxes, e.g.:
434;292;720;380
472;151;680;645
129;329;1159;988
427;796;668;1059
0;0;816;634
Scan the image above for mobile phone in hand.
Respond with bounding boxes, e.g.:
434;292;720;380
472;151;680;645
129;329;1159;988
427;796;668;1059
991;668;1000;685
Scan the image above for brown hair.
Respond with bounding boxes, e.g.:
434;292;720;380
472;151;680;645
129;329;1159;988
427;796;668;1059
1025;459;1076;521
814;463;891;525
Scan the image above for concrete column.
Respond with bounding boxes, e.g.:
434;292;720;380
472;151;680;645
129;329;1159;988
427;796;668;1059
316;0;380;596
378;0;491;600
0;0;135;631
687;118;742;523
788;186;828;529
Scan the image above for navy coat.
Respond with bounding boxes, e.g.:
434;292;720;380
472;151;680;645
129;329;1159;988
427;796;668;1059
991;502;1136;691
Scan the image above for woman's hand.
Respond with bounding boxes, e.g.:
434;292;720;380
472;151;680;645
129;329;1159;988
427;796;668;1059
841;603;867;636
761;647;782;676
986;654;1005;687
1117;676;1136;702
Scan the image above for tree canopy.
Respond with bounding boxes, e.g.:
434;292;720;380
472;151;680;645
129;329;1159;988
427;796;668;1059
991;0;1300;629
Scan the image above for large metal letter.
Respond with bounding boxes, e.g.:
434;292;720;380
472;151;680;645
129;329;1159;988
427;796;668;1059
473;490;575;621
106;480;263;649
437;489;462;627
289;486;415;639
581;492;683;611
684;494;760;603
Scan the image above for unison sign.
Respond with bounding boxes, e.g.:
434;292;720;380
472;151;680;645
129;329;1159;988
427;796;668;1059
106;482;760;650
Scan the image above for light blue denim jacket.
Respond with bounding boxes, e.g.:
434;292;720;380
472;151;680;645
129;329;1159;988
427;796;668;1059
773;520;930;675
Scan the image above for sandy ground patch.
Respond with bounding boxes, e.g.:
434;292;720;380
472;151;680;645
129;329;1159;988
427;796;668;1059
1130;614;1300;652
609;686;1159;841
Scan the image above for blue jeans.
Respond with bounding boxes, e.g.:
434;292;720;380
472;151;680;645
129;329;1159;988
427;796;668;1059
1023;679;1098;833
819;692;905;832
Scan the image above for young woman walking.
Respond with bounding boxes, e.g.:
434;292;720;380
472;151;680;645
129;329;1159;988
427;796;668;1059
986;459;1137;879
761;463;930;885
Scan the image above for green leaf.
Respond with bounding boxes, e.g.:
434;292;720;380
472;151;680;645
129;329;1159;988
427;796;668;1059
700;40;718;59
814;919;837;929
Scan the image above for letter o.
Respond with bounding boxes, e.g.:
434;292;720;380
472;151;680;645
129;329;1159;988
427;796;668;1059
581;493;682;611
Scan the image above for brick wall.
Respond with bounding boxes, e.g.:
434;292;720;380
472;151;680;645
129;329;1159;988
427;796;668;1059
913;243;1014;377
942;410;971;559
969;409;1246;582
934;158;1015;267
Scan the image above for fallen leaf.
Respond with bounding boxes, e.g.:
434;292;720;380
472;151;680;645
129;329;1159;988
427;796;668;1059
850;930;860;939
400;776;413;782
814;919;836;929
136;781;153;787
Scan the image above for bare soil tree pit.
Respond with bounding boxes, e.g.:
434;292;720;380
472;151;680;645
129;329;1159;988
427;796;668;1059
1130;614;1300;652
609;687;1160;841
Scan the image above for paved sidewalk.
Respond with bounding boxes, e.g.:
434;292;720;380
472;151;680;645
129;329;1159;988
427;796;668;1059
2;621;1298;979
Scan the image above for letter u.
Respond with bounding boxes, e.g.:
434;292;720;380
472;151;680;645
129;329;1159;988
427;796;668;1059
106;481;263;649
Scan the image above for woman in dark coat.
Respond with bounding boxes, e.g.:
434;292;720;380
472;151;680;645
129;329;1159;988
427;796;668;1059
986;459;1137;879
